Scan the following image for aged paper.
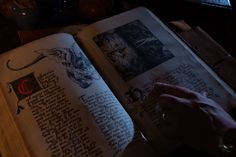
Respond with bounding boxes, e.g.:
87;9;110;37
0;33;136;157
77;7;236;155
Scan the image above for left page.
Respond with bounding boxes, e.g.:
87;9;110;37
0;33;138;157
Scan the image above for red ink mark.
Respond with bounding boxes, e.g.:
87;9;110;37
17;79;34;95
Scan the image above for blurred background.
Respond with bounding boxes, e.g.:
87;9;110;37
0;0;235;57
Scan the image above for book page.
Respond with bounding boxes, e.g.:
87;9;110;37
0;33;138;157
77;7;236;155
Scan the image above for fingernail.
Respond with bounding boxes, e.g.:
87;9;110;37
155;82;166;86
155;82;162;85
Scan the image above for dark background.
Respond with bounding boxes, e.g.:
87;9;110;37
0;0;235;57
146;0;235;57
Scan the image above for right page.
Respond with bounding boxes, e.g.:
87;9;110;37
77;7;236;155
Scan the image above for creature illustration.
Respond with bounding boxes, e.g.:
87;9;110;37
94;31;141;80
7;44;100;88
94;20;174;81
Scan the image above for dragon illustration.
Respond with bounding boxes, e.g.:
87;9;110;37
7;44;100;89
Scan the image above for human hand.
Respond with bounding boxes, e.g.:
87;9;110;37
151;82;236;156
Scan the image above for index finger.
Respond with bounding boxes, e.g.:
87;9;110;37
150;82;199;99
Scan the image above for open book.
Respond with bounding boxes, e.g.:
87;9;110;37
0;7;235;157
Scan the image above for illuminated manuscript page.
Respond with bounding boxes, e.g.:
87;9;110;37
0;34;138;157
